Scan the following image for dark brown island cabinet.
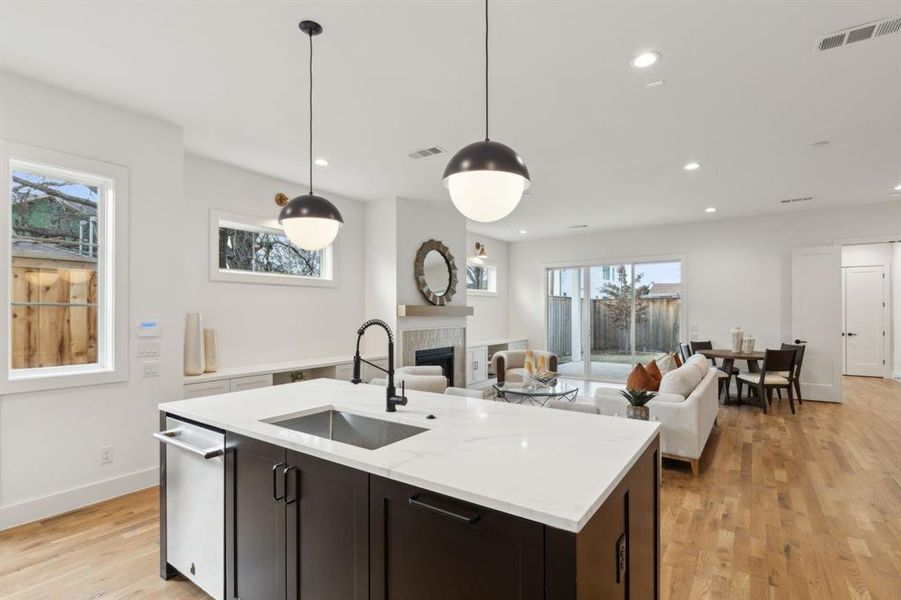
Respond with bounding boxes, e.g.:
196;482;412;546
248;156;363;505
161;427;660;600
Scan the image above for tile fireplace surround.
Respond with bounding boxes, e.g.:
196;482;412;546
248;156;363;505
401;327;466;389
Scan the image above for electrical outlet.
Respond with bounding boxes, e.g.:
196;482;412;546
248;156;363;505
100;446;114;465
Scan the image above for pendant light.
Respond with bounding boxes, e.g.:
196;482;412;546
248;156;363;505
443;0;530;223
278;20;343;251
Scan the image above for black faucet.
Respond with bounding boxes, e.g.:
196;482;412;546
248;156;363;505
351;319;408;412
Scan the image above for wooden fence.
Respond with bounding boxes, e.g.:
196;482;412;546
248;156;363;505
547;296;681;359
11;264;98;369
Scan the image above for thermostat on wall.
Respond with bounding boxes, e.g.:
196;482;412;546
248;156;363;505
137;321;161;338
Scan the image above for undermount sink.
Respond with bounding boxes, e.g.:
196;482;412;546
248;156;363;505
265;409;428;450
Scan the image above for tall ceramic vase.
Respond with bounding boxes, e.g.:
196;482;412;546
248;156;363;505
203;328;220;373
730;326;744;353
184;313;205;376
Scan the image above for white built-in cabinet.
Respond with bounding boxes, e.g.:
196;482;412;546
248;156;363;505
182;357;389;400
466;347;489;386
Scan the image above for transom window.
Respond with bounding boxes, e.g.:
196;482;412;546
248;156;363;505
210;210;335;286
466;261;497;294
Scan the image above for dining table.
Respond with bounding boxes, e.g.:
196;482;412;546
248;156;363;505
694;348;765;406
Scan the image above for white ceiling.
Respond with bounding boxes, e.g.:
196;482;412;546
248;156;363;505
2;1;900;241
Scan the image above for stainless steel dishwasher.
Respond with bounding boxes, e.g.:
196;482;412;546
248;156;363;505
155;416;225;600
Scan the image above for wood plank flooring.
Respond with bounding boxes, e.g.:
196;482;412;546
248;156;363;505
1;376;898;599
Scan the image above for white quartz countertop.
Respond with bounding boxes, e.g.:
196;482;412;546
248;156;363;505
182;354;386;384
159;378;659;532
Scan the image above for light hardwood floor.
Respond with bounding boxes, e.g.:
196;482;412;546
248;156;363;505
1;377;898;599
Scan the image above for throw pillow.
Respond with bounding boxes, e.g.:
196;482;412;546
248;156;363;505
659;363;704;398
656;353;676;375
627;363;659;392
646;359;663;383
672;352;683;367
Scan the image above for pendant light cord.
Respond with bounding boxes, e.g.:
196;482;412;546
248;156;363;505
484;0;489;141
308;30;314;194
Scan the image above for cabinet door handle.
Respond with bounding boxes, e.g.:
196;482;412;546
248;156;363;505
272;463;286;501
409;495;482;524
283;465;298;505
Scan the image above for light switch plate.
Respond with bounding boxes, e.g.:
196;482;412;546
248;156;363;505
142;361;160;377
137;341;160;357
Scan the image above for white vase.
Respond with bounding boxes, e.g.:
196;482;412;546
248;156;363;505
730;326;744;353
742;335;756;353
203;328;220;373
184;313;205;376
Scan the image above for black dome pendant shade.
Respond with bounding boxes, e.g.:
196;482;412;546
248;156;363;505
278;19;344;251
442;140;530;182
278;193;344;222
443;0;530;222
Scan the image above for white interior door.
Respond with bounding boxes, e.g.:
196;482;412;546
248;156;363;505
843;266;886;377
792;246;843;402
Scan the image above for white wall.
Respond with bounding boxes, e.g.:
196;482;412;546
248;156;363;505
183;154;365;367
0;74;185;529
363;198;398;357
509;203;901;390
466;233;509;342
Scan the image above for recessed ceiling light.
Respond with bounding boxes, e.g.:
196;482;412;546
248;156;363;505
683;161;701;171
314;158;329;167
894;184;901;191
705;207;717;213
645;79;665;88
631;51;660;68
519;229;528;235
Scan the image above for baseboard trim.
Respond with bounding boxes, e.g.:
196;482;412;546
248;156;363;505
0;466;157;531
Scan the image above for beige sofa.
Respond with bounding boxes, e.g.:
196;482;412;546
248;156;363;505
491;350;558;384
593;354;719;476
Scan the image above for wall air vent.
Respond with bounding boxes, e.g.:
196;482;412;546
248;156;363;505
815;16;901;52
567;224;588;230
780;196;814;205
408;146;445;159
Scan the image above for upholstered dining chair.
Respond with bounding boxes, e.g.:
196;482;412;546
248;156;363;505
779;343;806;405
691;340;739;400
736;349;797;414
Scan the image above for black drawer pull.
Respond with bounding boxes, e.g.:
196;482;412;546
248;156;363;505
283;465;298;505
409;495;482;524
272;463;286;501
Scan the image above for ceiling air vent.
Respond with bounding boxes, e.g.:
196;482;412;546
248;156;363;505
567;224;588;230
815;16;901;52
408;146;444;159
780;196;814;205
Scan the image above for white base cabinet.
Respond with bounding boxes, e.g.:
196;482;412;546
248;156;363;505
466;346;489;386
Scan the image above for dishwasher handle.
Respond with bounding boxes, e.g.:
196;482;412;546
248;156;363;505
154;428;224;459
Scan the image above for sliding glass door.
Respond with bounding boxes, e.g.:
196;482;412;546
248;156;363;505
547;259;682;383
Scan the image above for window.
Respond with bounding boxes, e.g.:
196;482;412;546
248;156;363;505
1;141;129;393
466;261;497;295
210;210;335;286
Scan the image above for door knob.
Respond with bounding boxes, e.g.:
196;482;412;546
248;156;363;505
847;332;857;337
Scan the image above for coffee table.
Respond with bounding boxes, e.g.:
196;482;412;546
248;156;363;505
493;381;579;406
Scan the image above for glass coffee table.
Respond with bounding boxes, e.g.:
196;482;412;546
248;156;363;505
493;380;579;406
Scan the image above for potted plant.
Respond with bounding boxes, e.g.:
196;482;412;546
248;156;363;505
619;388;656;420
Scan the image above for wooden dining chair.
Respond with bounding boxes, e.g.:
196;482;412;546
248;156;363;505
779;343;805;405
677;342;692;363
691;340;739;400
736;349;797;414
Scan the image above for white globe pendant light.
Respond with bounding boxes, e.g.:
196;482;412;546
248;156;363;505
278;20;343;251
443;0;530;223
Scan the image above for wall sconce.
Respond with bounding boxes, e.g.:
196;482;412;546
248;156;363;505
474;242;488;259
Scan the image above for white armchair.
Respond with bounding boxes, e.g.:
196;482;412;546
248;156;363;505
491;350;558;384
369;366;447;394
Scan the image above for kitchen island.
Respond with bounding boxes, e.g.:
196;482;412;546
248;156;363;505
158;377;661;599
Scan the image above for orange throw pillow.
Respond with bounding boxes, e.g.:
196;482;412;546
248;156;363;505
627;363;659;392
672;352;683;367
646;360;662;383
